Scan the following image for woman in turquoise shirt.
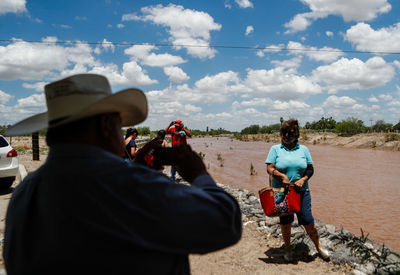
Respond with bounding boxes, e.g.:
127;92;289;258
265;119;330;262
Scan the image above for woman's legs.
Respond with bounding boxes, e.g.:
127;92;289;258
280;223;292;248
303;224;320;249
303;223;330;260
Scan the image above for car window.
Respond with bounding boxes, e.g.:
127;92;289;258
0;136;9;147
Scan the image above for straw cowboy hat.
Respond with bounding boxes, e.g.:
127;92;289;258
6;74;148;136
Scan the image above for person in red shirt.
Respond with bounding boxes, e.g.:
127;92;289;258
165;120;192;180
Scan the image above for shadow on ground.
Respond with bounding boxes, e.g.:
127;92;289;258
259;243;316;265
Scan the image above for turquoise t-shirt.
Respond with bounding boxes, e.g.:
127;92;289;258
265;143;313;191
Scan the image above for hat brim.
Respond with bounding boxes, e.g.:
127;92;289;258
6;88;148;136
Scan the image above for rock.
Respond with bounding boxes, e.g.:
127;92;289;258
325;224;337;234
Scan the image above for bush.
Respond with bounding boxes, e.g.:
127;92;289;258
335;117;366;136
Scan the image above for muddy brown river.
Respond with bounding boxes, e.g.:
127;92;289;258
189;137;400;251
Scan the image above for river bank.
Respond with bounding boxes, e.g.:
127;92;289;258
232;132;400;151
2;155;399;274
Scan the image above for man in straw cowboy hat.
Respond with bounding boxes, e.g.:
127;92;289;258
3;74;242;274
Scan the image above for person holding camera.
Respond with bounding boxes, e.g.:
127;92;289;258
165;120;192;181
3;74;242;274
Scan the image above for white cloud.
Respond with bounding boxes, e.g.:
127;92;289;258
284;13;313;33
368;95;379;102
243;68;322;100
0;37;158;86
287;41;344;62
163;66;189;83
102;39;115;53
345;22;400;53
125;44;186;67
22;82;47;92
89;61;158;86
312;57;395;93
117;24;125;29
326;31;334;37
371;104;380;110
245;25;254;36
285;0;391;33
122;4;221;59
146;71;241;106
16;93;45;108
0;38;96;80
379;94;392;101
0;90;13;104
322;95;356;108
388;100;400;106
271;57;302;70
235;0;253;8
0;0;26;15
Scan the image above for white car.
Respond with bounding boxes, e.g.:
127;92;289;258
0;135;19;189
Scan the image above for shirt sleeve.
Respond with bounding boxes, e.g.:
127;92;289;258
265;145;277;164
303;146;313;164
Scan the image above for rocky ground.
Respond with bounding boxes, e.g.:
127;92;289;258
191;183;400;275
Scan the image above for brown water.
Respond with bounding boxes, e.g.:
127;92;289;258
190;137;400;251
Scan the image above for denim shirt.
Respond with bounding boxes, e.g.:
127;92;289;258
4;143;242;275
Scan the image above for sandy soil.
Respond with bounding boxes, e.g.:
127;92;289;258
190;222;349;274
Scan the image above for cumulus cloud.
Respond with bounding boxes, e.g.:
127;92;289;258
245;25;254;36
284;0;391;33
312;57;395;93
257;42;343;63
379;94;392;101
163;66;189;83
0;37;96;80
243;67;322;100
326;31;334;37
0;90;13;104
235;0;253;8
122;4;221;59
95;38;115;54
0;37;158;86
287;41;344;62
322;95;356;108
145;70;241;107
125;44;186;67
368;95;379;103
345;22;400;53
271;57;302;70
89;61;158;86
0;0;26;15
22;82;47;92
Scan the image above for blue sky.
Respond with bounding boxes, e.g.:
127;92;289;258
1;0;399;131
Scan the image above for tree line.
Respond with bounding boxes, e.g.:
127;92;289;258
1;117;399;138
240;117;400;136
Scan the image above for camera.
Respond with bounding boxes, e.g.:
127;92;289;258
152;147;178;166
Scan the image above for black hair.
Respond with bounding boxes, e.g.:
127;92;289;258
157;129;166;139
125;128;138;139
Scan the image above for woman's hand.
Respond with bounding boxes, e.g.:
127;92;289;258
282;174;291;185
294;177;306;188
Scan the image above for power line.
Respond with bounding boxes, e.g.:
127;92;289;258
0;39;399;55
